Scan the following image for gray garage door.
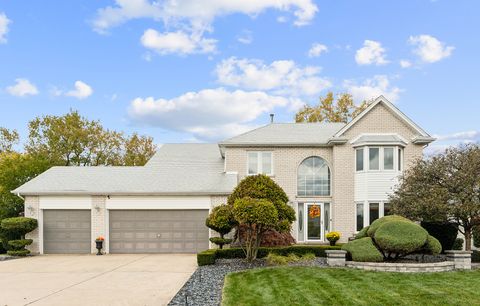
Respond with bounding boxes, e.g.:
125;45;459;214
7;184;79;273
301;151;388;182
43;210;91;254
109;210;209;253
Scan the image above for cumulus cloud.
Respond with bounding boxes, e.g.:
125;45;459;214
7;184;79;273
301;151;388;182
0;12;11;44
215;57;331;96
237;30;253;45
308;43;328;57
65;81;93;99
343;75;401;103
6;78;39;97
408;34;454;63
399;60;412;68
433;130;480;142
92;0;318;33
141;29;216;55
128;88;301;140
355;40;389;65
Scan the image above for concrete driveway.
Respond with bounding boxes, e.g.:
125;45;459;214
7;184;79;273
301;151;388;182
0;254;197;306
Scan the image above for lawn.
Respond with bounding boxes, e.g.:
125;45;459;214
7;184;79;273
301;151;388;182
222;267;480;306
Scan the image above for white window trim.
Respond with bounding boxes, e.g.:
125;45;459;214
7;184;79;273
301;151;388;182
368;147;381;171
247;151;274;176
356;146;403;173
356;148;365;172
355;200;391;233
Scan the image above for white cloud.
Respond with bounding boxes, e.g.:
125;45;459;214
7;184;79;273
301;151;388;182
308;43;328;57
408;34;454;63
355;40;389;65
215;57;331;96
433;130;480;142
65;81;93;99
92;0;318;33
237;30;253;45
399;60;412;68
343;75;401;103
128;88;299;140
141;29;216;55
0;12;11;44
6;78;39;97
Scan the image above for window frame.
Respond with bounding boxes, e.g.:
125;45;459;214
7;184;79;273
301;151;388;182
383;147;395;170
247;151;274;175
368;147;380;171
356;148;364;172
297;156;331;197
355;201;391;232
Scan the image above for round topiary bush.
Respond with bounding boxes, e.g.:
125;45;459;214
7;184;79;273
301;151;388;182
355;226;369;239
367;215;409;237
374;220;428;256
341;237;383;262
206;204;236;249
421;235;442;255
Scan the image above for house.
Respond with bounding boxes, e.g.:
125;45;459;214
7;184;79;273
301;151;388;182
13;96;434;254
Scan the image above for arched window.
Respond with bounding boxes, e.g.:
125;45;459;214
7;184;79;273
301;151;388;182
297;157;331;196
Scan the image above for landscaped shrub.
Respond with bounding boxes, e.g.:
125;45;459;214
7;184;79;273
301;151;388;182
374;220;429;256
421;235;442;255
473;226;480;248
197;249;216;266
266;253;303;266
421;221;458;252
367;215;408;237
206;204;236;249
355;226;369;239
341;237;383;262
453;238;464;250
472;250;480;263
1;217;37;256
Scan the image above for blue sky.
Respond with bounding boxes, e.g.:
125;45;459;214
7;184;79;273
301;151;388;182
0;1;479;153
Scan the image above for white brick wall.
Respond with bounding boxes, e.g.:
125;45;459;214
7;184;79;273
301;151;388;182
91;196;106;253
24;196;40;254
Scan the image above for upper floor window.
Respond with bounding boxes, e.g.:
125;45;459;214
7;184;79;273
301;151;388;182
356;146;403;172
297;156;330;197
247;151;273;175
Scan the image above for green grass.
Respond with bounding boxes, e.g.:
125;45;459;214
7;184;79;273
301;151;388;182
222;267;480;306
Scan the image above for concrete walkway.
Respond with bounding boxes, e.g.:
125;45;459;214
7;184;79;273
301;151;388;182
0;254;197;306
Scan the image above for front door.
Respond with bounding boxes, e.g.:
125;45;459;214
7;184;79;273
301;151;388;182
305;203;324;242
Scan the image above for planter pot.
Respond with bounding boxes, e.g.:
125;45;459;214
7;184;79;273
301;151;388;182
95;240;104;255
329;240;337;246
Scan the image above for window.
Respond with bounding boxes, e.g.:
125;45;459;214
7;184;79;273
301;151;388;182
247;152;273;175
384;202;392;216
369;148;380;170
398;148;403;171
384;148;394;170
324;203;330;233
356;203;364;231
297;157;330;196
369;203;380;224
356;148;364;171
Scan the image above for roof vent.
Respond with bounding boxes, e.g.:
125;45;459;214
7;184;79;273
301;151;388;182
270;113;274;123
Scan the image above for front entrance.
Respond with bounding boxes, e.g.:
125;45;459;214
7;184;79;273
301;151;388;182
298;202;330;242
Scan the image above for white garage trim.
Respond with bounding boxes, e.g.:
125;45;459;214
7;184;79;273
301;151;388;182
105;196;212;210
39;196;92;209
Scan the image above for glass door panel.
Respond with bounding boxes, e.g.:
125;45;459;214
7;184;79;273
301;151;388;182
307;204;322;240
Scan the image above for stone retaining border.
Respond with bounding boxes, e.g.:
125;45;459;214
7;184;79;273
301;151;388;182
345;261;455;273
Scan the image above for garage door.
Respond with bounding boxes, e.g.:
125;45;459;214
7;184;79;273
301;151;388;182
43;210;91;254
109;210;209;253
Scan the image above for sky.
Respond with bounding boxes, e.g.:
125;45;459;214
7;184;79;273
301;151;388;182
0;0;479;154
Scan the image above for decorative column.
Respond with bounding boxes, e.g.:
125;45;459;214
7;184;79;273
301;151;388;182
325;250;347;267
445;250;472;270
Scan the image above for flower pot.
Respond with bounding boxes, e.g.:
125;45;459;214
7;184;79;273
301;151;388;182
329;240;336;246
95;240;104;255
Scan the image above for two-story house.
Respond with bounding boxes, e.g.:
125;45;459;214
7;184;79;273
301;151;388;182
14;96;434;254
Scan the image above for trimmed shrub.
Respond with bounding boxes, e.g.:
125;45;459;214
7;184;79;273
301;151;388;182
7;250;30;257
206;204;236;249
209;237;233;247
421;221;458;252
214;245;342;260
342;237;383;262
374;220;428;256
453;238;464;250
367;215;409;237
473;226;480;248
197;249;216;266
355;226;369;239
8;239;33;249
421;235;442;255
1;217;37;236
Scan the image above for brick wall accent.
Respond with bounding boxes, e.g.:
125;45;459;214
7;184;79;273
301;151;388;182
24;196;40;254
91;196;106;253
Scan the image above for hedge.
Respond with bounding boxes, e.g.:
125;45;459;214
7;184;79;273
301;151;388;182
197;245;343;266
421;221;458;252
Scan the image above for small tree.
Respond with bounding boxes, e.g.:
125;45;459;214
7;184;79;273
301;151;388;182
1;217;37;256
206;204;236;249
390;144;480;250
233;198;278;261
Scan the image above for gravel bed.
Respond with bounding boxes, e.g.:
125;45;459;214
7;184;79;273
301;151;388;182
168;257;327;306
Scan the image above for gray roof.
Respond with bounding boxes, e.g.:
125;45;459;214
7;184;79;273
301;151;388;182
219;123;345;146
351;134;407;147
13;144;237;196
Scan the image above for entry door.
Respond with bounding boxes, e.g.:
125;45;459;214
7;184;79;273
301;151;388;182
305;203;324;242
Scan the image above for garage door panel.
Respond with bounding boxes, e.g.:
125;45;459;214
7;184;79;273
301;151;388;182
109;209;209;253
43;210;91;254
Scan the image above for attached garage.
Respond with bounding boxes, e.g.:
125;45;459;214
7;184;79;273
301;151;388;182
109;210;209;253
43;210;91;254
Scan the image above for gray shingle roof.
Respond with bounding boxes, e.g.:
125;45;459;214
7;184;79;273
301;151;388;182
13;144;237;196
219;123;346;146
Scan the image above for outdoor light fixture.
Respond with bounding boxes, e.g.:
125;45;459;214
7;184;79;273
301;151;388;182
94;204;101;212
26;205;35;214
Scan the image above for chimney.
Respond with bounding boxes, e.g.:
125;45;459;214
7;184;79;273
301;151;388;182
270;113;274;123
